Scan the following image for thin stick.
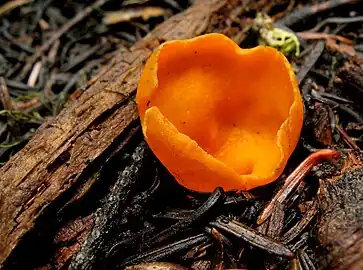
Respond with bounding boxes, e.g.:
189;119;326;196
210;216;294;258
0;0;32;15
0;77;14;110
336;125;361;150
281;199;318;244
27;61;42;87
14;98;40;110
296;41;325;84
309;16;363;33
277;0;361;27
297;32;354;45
257;149;340;225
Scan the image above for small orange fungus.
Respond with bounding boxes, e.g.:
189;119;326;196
136;33;304;192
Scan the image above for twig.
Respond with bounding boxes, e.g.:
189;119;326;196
152;193;248;221
1;27;34;54
47;40;60;64
326;38;356;57
336;125;361;150
281;199;318;244
4;80;35;91
0;77;14;110
277;0;361;27
27;61;42;87
297;184;314;214
296;41;325;84
60;44;102;72
317;91;353;104
103;7;165;25
288;232;310;252
0;0;32;15
205;227;233;249
14;98;40;110
297;32;354;45
289;258;302;270
297;249;317;270
164;0;183;11
257;149;340;225
121;234;211;267
39;0;111;54
268;202;285;239
311;90;363;123
309;16;363;33
141;187;225;250
205;227;225;266
210;216;294;258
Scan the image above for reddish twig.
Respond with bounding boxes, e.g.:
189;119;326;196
14;98;40;110
326;38;356;57
0;77;14;110
297;32;354;45
257;149;341;225
0;78;40;111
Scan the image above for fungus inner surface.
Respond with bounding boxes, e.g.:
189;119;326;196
148;38;294;178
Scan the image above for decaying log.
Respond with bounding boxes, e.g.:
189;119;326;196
317;152;363;270
0;0;244;265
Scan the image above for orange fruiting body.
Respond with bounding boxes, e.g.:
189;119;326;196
136;33;304;192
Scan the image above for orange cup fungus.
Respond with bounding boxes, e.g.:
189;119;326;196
136;33;304;192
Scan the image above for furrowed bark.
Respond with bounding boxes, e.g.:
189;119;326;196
317;152;363;270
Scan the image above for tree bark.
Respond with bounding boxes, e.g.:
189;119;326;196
0;0;248;265
317;152;363;270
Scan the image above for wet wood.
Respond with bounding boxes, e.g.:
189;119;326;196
317;152;363;270
0;0;233;265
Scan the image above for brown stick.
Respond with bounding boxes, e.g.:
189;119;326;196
0;0;232;265
0;77;14;110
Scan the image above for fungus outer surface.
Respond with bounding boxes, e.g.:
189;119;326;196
136;33;304;192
